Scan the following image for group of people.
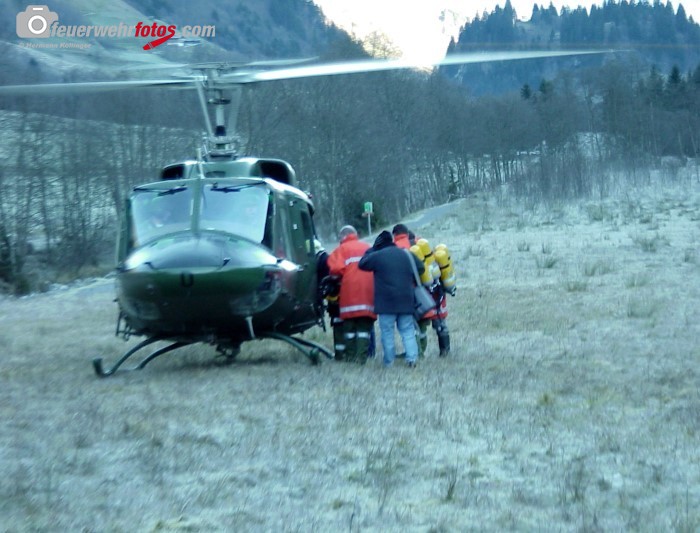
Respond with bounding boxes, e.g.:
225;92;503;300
318;223;455;368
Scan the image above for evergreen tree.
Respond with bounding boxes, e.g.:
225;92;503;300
676;4;688;31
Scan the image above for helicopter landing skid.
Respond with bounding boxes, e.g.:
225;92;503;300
92;337;191;378
92;332;333;377
261;332;334;365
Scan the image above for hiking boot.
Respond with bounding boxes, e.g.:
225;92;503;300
437;334;450;358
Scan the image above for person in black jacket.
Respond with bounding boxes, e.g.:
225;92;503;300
358;230;424;368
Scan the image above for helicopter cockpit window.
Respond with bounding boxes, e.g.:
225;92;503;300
130;186;193;247
200;183;270;243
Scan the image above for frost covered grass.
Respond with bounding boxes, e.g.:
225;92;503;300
1;174;700;531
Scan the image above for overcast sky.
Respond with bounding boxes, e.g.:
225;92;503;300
315;0;700;61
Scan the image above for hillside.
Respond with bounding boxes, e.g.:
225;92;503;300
122;0;350;59
0;0;357;87
2;172;699;530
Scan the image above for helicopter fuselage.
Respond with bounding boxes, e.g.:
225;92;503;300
116;165;323;347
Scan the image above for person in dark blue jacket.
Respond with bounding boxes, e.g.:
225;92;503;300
358;230;424;368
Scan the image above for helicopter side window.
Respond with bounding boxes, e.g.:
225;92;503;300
277;201;293;259
200;184;269;243
300;210;316;257
261;199;275;250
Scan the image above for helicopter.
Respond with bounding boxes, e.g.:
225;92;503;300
0;49;609;376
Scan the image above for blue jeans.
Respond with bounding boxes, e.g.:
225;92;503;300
378;314;418;366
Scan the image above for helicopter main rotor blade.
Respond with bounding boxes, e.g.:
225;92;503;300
0;49;612;95
0;58;321;94
230;49;611;83
0;77;203;94
123;57;319;71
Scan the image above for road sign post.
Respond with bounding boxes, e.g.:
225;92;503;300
363;201;373;235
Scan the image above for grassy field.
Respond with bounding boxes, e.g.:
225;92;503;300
1;173;699;531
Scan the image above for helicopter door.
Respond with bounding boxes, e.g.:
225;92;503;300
287;201;316;264
287;199;318;302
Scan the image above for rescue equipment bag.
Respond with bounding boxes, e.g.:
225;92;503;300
405;250;436;320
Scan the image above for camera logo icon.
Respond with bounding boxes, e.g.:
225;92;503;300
16;5;58;38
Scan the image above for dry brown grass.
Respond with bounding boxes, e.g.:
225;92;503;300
2;175;700;531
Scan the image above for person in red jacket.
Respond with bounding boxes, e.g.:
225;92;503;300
327;225;376;363
392;223;412;250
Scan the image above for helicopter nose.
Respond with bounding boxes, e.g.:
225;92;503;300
151;237;225;269
117;235;291;324
123;234;277;272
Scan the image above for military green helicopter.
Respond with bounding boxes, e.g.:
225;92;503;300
0;49;608;376
108;154;327;376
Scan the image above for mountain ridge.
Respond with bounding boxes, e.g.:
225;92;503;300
446;0;700;94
